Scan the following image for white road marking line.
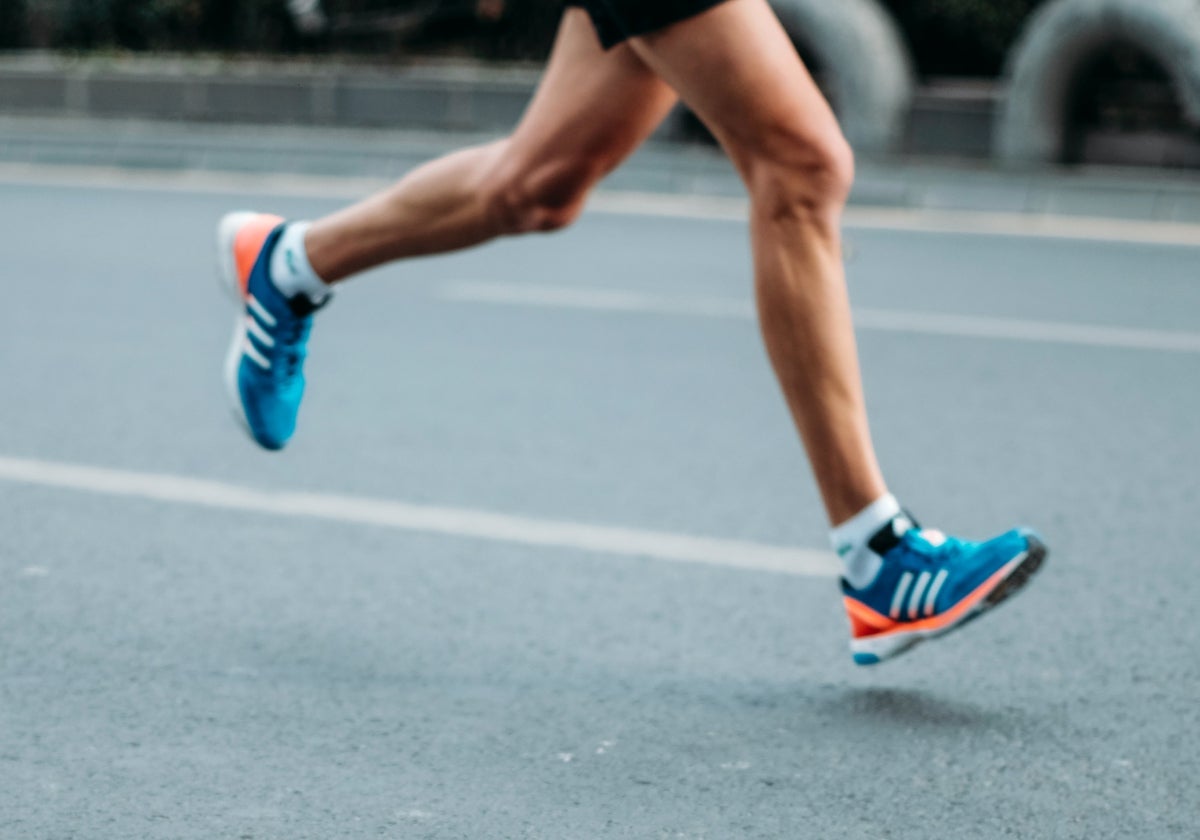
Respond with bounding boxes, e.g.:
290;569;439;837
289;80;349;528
0;162;383;201
438;281;1200;354
2;162;1200;247
0;455;837;578
440;281;754;318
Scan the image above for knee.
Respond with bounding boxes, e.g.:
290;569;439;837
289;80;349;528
483;146;602;235
739;126;855;229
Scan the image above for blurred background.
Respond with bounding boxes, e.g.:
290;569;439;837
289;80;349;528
3;0;1200;168
2;2;1199;839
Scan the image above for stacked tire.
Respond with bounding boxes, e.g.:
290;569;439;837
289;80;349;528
996;0;1200;164
762;0;1200;165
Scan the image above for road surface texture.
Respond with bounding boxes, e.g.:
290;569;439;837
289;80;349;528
2;168;1198;839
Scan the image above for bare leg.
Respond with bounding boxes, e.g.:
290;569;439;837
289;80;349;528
629;0;887;525
306;11;677;282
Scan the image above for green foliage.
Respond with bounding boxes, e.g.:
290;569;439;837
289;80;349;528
880;0;1045;77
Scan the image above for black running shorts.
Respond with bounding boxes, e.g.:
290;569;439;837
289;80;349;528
565;0;733;49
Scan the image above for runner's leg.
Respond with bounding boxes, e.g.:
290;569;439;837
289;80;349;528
216;10;674;451
305;10;677;282
628;0;885;525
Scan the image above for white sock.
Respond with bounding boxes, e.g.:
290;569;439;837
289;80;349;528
269;221;330;303
830;493;910;589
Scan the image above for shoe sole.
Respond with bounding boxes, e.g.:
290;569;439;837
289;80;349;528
215;211;261;440
851;534;1048;666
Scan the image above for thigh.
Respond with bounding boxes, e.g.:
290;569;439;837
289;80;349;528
627;0;841;170
506;9;678;175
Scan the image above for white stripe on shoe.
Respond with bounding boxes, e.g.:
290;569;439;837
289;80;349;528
245;315;275;348
248;295;277;328
889;571;913;620
242;336;271;369
923;569;949;617
907;570;931;619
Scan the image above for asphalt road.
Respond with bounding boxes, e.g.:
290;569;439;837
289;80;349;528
2;171;1199;839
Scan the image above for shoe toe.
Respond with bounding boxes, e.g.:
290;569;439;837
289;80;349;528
237;367;301;451
249;398;298;450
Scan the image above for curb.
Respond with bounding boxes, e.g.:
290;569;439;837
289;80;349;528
4;116;1200;225
0;52;996;159
0;54;542;134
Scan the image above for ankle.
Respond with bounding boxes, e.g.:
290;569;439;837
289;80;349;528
269;221;331;304
830;493;909;589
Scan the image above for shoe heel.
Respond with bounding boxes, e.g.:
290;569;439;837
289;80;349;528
215;211;264;303
215;211;263;439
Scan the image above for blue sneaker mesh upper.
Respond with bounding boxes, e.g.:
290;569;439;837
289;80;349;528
235;225;325;450
843;520;1034;622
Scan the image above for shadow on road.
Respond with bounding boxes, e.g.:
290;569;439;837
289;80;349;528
813;686;1013;731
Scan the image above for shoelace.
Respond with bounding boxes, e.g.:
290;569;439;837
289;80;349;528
269;317;310;381
901;530;967;567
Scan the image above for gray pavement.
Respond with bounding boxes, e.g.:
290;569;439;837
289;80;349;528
2;170;1199;838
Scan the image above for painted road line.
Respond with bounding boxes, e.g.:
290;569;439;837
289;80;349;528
440;282;754;319
437;281;1200;355
2;163;1200;247
0;162;382;201
0;455;837;578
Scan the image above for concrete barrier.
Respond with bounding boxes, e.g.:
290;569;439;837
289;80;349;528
996;0;1200;164
0;55;540;132
768;0;915;154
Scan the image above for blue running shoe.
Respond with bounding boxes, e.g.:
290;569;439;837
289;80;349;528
215;212;327;451
843;514;1047;665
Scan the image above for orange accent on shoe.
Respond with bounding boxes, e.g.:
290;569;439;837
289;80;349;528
844;599;897;637
232;214;285;298
847;610;889;639
843;563;1015;640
